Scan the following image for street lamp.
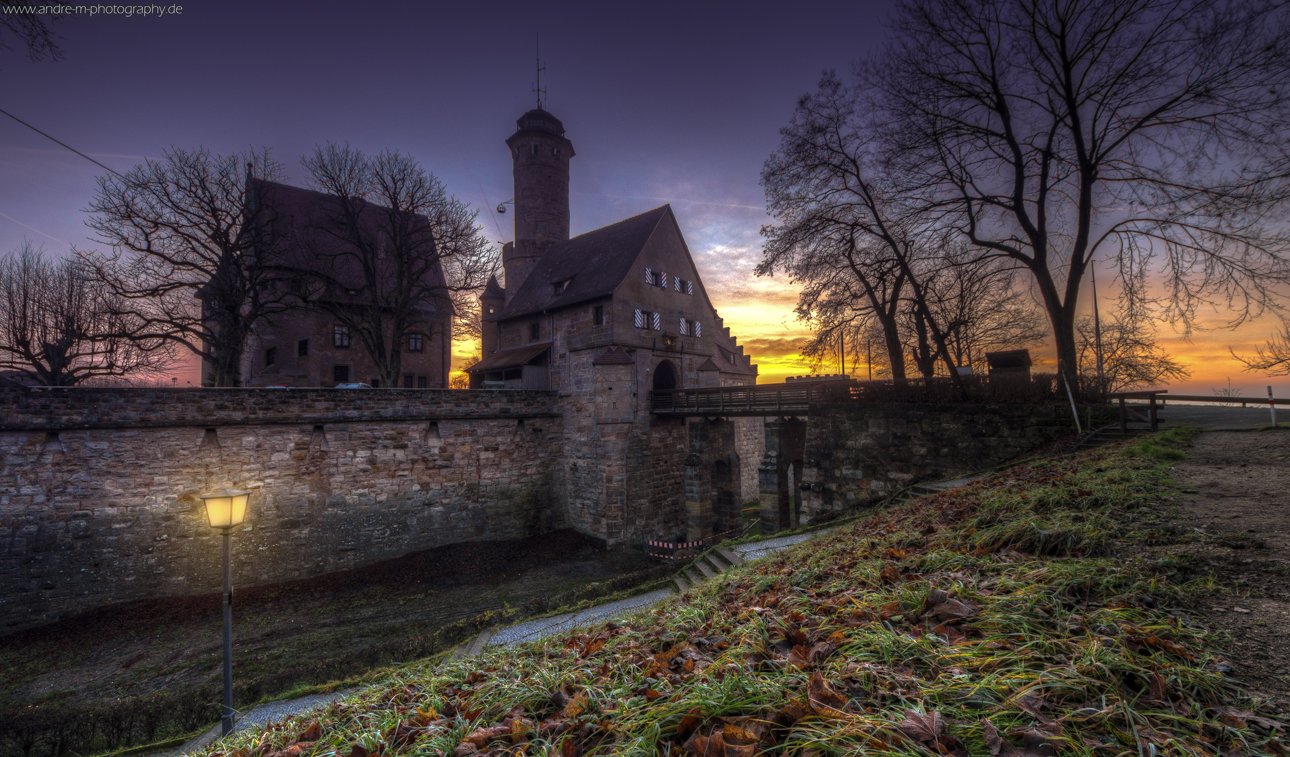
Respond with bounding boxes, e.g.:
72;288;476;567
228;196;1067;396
200;489;250;736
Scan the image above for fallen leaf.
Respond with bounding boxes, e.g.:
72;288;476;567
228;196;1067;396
898;709;945;745
983;719;1056;757
807;672;849;718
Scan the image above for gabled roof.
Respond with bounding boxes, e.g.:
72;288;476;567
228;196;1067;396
482;275;505;300
500;206;671;319
464;342;551;373
251;178;448;311
697;357;720;372
592;346;634;366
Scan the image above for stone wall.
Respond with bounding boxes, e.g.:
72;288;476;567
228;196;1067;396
0;388;564;634
797;402;1073;523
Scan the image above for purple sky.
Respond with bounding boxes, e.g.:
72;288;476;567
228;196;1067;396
1;0;900;381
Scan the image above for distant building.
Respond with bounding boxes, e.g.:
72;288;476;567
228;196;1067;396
223;179;452;388
468;107;758;394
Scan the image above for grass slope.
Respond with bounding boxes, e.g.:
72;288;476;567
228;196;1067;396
207;432;1288;756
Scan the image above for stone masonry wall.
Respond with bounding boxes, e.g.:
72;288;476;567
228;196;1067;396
798;402;1073;522
0;388;564;635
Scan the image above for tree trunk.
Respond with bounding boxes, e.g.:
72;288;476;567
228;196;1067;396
880;316;905;381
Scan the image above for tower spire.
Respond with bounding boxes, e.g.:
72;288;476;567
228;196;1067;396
532;33;546;109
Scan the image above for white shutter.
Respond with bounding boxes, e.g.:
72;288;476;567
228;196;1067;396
659;271;668;288
673;276;681;291
685;281;693;295
651;312;661;330
679;317;688;335
634;309;643;328
644;267;652;284
694;321;701;337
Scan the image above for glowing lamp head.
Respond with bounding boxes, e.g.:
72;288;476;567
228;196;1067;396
201;489;250;529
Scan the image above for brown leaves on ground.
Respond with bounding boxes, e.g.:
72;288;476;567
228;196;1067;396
982;719;1062;757
806;672;850;718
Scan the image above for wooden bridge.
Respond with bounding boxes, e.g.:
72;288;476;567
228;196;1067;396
649;380;856;417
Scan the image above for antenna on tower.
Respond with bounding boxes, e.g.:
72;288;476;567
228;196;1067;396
532;33;546;109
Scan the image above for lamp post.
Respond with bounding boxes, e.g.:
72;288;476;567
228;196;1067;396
200;489;250;736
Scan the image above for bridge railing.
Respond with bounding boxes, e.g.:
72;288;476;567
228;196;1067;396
651;373;1089;416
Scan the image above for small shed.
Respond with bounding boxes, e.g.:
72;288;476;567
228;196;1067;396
465;343;551;389
985;349;1033;378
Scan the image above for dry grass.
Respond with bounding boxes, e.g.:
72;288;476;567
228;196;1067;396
204;435;1287;756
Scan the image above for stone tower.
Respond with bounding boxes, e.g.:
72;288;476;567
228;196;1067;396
503;108;574;303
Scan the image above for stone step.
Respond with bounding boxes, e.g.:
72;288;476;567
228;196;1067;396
673;575;690;593
685;567;705;585
715;545;745;566
464;628;494;657
704;553;730;573
694;559;717;580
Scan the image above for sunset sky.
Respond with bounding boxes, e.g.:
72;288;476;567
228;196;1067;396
1;0;1285;396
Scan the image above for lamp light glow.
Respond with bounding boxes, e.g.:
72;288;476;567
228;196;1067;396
201;489;250;529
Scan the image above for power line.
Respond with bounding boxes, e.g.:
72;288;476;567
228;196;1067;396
0;106;125;178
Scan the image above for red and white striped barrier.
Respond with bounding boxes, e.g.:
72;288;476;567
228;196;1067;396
645;524;750;559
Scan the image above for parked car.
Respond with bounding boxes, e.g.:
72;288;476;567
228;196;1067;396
334;383;371;389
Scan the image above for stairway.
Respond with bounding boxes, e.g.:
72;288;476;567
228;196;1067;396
672;545;744;593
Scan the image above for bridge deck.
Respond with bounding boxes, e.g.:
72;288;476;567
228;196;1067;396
649;380;854;417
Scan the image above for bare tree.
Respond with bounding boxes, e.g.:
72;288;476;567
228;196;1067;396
83;148;294;387
873;0;1290;390
1076;303;1189;392
1;1;61;64
299;144;493;389
0;242;174;385
1236;324;1290;375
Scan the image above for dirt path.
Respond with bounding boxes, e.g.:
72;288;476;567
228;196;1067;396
1140;429;1290;713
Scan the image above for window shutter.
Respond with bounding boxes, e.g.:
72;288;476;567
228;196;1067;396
644;267;652;284
634;309;643;328
679;317;688;335
659;271;668;288
651;312;661;330
685;281;693;295
694;321;702;337
673;276;681;291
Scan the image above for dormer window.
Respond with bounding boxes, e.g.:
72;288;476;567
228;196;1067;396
553;278;572;295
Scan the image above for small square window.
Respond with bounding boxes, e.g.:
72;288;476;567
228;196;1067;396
371;377;381;388
333;365;349;383
333;325;350;348
530;322;540;341
417;375;428;389
265;347;277;366
297;338;309;358
593;305;605;326
404;374;414;388
408;333;424;352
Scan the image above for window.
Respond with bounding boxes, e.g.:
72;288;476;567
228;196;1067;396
676;277;693;295
265;347;277;366
530;143;538;156
553;278;571;295
679;318;689;336
404;374;414;388
643;267;668;288
593;305;605;326
297;338;309;358
634;309;660;330
417;375;428;389
487;305;496;314
529;322;540;342
371;377;381;388
333;325;350;348
694;321;702;337
333;365;349;383
408;333;423;352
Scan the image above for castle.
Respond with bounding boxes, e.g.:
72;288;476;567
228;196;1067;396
468;106;765;543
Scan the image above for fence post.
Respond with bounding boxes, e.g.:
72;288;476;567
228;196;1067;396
1149;393;1158;432
1271;386;1278;428
1118;396;1127;433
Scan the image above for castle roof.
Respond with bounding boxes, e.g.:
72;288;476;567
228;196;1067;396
464;342;551;373
482;275;505;299
500;205;671;319
249;178;449;311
